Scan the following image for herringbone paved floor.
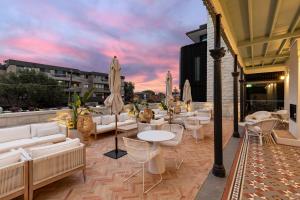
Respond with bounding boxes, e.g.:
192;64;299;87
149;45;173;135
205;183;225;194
32;119;233;200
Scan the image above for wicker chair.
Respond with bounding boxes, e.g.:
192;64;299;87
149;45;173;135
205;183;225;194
0;150;29;200
123;137;162;194
160;124;184;169
246;119;278;145
28;143;86;200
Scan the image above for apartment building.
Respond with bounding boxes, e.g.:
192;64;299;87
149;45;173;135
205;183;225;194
1;59;125;103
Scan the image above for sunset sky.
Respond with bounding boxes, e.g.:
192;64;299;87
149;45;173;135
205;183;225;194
0;0;207;92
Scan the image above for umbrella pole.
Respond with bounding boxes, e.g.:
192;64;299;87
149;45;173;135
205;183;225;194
115;114;118;152
103;112;127;159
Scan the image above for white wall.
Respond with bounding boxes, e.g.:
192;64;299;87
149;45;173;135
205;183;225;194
207;14;239;117
288;39;300;139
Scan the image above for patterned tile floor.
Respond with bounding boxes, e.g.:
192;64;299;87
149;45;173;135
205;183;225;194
23;119;233;200
228;135;300;200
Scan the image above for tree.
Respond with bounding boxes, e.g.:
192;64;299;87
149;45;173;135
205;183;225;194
124;81;135;103
0;70;67;110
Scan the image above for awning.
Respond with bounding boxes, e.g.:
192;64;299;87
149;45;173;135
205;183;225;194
202;0;300;73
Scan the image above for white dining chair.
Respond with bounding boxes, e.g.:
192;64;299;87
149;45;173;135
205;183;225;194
137;122;152;132
184;117;203;143
160;124;184;169
122;137;162;193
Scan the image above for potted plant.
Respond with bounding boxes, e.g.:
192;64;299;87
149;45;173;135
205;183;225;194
68;88;95;144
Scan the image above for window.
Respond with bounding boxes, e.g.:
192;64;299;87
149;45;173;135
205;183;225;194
83;84;89;88
94;84;104;89
195;57;201;81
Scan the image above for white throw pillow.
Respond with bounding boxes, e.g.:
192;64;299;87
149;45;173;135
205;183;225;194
0;125;31;143
102;115;115;125
119;113;128;122
0;150;21;168
29;138;80;158
93;116;102;125
37;126;60;137
31;122;60;137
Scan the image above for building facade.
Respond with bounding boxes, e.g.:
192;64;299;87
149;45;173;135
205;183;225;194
180;15;237;116
1;59;125;104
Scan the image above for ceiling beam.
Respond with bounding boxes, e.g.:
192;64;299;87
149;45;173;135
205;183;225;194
272;8;300;64
247;0;253;66
238;30;300;47
244;64;287;74
262;0;282;66
245;54;290;63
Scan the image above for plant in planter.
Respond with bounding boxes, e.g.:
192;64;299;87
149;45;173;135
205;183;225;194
69;88;94;129
68;88;95;144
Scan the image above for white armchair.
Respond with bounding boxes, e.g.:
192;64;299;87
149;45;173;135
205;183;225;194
122;137;162;194
184;118;203;143
27;139;86;200
0;150;29;200
160;124;184;169
246;119;278;145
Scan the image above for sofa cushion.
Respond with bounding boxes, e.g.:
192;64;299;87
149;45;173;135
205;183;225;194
119;113;129;122
0;139;39;154
0;125;31;143
0;150;21;168
93;116;102;125
37;126;60;137
33;134;66;145
29;138;80;159
102;115;115;125
31;122;61;137
96;124;115;133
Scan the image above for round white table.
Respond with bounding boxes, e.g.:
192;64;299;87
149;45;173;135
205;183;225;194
137;130;175;174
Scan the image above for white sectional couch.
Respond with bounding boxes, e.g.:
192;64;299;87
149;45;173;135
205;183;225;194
0;122;67;153
92;113;135;138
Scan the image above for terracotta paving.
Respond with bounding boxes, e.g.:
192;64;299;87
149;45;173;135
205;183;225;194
227;134;300;200
30;119;233;200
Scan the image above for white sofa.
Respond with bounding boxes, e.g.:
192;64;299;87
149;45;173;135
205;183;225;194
92;113;135;138
0;122;67;153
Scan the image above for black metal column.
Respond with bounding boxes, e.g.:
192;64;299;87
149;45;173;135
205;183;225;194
232;55;240;138
210;14;226;178
239;68;245;122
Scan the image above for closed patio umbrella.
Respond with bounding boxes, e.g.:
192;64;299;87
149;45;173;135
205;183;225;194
165;71;174;107
183;79;192;111
103;56;126;159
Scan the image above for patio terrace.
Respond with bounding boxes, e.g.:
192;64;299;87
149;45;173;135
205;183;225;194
29;119;233;200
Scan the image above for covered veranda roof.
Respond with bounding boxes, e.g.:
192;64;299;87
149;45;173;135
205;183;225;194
203;0;300;74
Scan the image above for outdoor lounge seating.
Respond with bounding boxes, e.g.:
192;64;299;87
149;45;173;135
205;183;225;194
92;113;135;138
245;119;278;145
26;138;86;200
0;122;67;153
0;149;29;200
160;124;184;169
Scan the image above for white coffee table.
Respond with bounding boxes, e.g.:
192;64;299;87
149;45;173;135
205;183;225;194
137;130;175;174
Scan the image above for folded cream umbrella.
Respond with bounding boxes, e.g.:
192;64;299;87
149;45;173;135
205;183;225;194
104;56;126;159
165;70;174;107
183;79;192;104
